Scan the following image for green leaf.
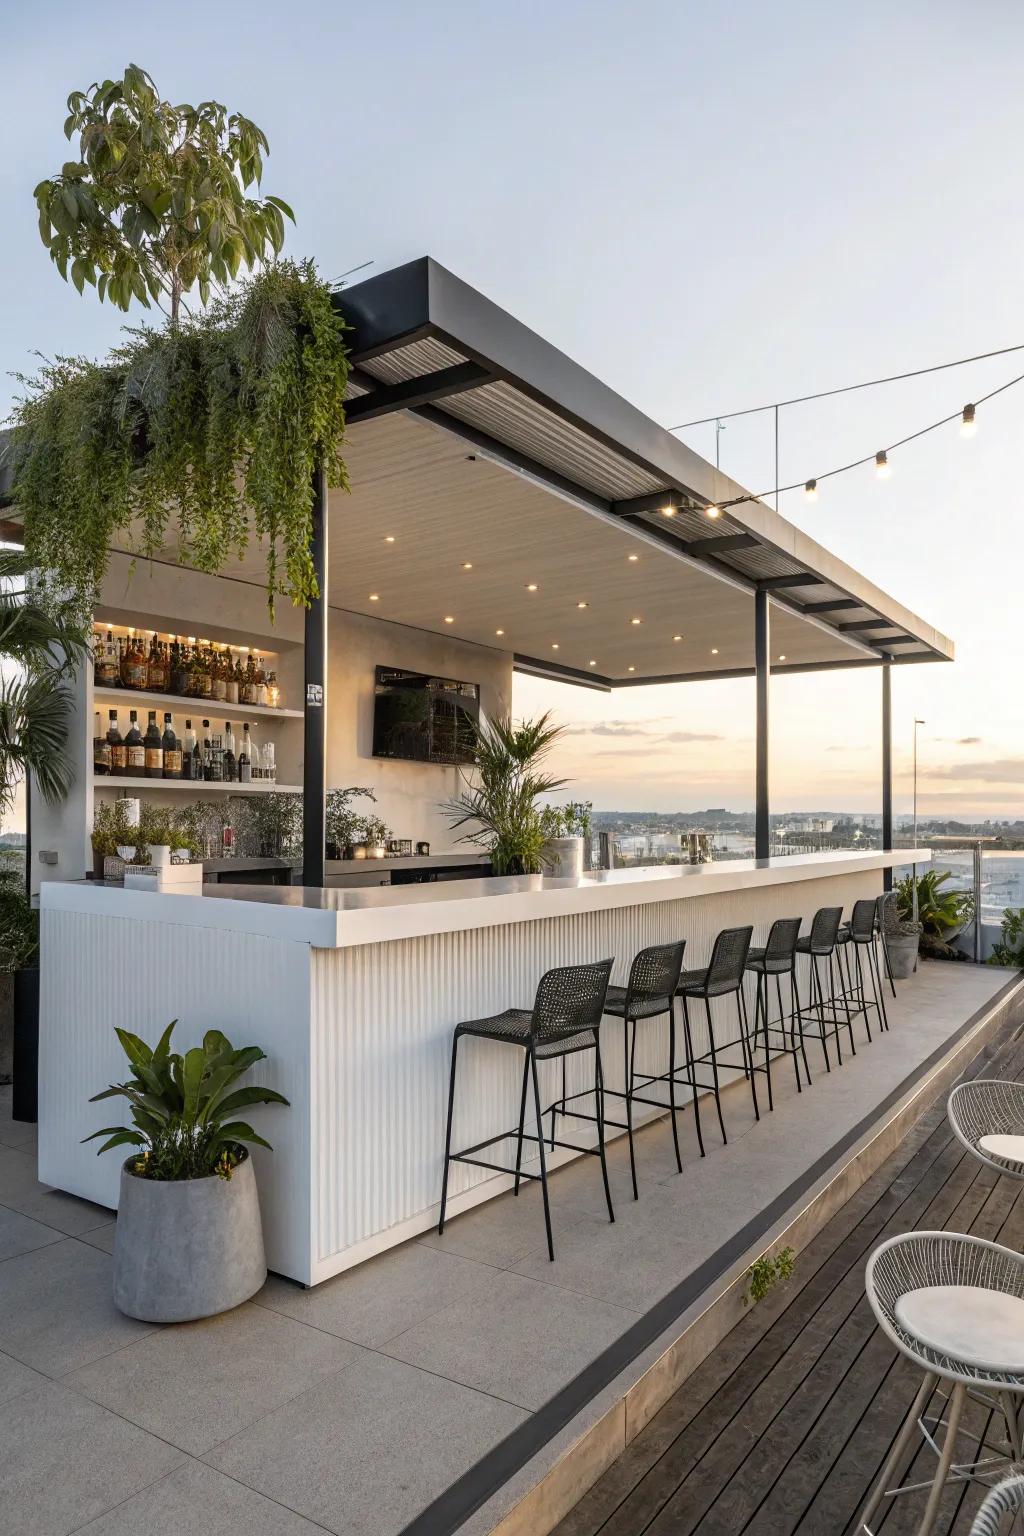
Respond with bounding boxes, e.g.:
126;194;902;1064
208;1084;289;1119
152;1019;177;1062
265;195;295;222
211;1121;273;1152
115;1028;154;1070
181;1046;205;1120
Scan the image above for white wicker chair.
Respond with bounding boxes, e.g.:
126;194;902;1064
970;1474;1024;1535
859;1231;1024;1536
949;1080;1024;1180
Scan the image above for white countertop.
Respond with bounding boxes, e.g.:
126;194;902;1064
42;848;929;950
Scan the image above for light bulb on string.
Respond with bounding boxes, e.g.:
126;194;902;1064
875;450;890;479
705;504;721;519
804;479;818;502
961;403;977;438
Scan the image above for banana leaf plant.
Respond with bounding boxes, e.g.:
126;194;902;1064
84;1020;288;1180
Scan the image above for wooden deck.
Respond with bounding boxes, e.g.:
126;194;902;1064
555;1015;1024;1536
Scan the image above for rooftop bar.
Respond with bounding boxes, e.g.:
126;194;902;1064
40;847;926;1285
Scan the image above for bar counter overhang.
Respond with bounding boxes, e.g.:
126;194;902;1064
39;847;928;1286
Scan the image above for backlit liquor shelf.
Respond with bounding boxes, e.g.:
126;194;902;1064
91;622;293;710
98;777;301;795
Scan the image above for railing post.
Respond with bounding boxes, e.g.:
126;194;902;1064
973;840;983;963
754;589;770;861
302;460;328;887
881;661;893;890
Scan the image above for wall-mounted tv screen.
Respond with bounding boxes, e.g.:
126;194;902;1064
372;667;480;765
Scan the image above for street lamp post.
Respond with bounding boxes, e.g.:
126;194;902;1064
912;718;925;922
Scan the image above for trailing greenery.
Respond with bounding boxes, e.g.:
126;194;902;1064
895;869;973;957
6;261;348;619
989;909;1024;968
0;873;39;973
443;714;568;876
85;1020;289;1180
745;1246;795;1307
34;64;293;322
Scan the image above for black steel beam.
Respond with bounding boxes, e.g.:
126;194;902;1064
879;635;919;647
302;462;328;887
755;590;770;860
610;491;683;517
838;619;888;632
512;653;612;692
344;360;493;424
612;653;943;688
882;661;893;890
684;532;759;557
802;599;861;613
757;573;822;590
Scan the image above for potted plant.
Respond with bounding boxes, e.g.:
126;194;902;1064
887;880;924;979
0;874;39;1118
325;786;377;859
92;799;144;876
990;908;1024;967
898;868;975;959
443;713;567;876
540;800;592;879
359;812;392;860
85;1021;289;1322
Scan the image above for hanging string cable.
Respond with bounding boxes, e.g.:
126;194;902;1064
705;369;1024;512
668;340;1024;431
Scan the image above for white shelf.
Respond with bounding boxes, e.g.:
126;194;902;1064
94;687;302;721
93;777;300;795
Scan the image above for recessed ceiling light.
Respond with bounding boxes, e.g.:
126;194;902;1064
495;628;505;636
526;583;538;591
673;634;683;642
384;535;395;543
577;601;588;609
589;659;597;666
711;647;719;655
628;554;639;562
461;561;473;570
662;503;676;517
630;617;642;625
444;616;455;624
552;643;560;650
778;653;787;661
627;665;636;672
369;593;379;602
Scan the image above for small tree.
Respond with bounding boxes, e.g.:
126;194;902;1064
34;63;293;322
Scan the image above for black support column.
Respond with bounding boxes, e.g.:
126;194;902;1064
881;659;893;890
754;589;770;861
302;461;328;887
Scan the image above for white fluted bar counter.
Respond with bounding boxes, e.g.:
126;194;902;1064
39;848;926;1285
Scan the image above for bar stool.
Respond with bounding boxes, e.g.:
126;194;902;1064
795;906;857;1071
567;940;688;1200
438;959;614;1262
745;916;807;1100
837;897;889;1039
674;926;754;1145
876;890;898;998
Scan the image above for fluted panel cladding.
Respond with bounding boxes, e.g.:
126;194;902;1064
39;910;311;1277
310;869;881;1264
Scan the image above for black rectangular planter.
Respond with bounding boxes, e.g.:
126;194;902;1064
12;966;39;1123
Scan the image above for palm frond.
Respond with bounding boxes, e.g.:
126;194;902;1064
0;673;78;809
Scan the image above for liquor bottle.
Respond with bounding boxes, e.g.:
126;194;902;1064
93;711;111;775
238;724;252;784
147;634;164;691
170;638;188;696
241;652;257;705
181;719;195;781
223;722;237;783
144;710;163;778
188;720;203;782
162;713;181;779
199;646;213;700
200;720;212;782
266;670;280;709
250;735;262;782
94;629;119;688
221;820;236;859
263;740;276;783
125;710;145;776
206;729;224;784
254;656;268;707
211;647;228;703
107;709;127;777
225;653;239;705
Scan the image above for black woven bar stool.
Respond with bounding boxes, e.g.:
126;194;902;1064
876;891;898;997
675;925;754;1145
795;906;857;1070
837;897;890;1037
551;940;687;1201
438;959;614;1262
744;916;807;1101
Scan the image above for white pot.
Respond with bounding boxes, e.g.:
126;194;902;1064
116;845;137;864
147;844;171;868
543;835;584;879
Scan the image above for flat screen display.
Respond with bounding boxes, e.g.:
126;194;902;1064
372;666;480;765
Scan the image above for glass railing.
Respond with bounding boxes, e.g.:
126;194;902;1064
891;844;1024;963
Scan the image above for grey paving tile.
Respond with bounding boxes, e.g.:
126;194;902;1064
204;1350;527;1536
0;1347;48;1407
67;1301;363;1455
257;1240;496;1348
418;1177;587;1268
0;1143;114;1236
76;1460;328;1535
0;1118;36;1150
384;1268;638;1409
0;1203;64;1262
0;1236;157;1375
0;1379;184;1535
79;1221;117;1254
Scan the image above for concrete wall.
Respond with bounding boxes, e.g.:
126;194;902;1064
326;609;512;851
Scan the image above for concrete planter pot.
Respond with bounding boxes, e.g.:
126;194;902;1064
543;835;584;880
113;1152;266;1323
887;933;920;980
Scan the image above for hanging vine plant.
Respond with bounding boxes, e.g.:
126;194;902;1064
6;258;348;619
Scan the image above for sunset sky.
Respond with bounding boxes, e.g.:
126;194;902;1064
4;0;1023;825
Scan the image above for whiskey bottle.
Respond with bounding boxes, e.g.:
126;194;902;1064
107;710;127;777
210;647;228;703
181;719;196;781
223;722;237;783
125;710;145;776
162;713;182;779
144;710;163;778
225;655;239;705
238;723;252;784
93;711;111;775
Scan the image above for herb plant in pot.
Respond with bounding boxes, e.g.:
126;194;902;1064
86;1022;289;1323
541;800;593;879
443;713;567;876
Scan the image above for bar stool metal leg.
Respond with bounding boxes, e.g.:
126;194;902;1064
513;1052;530;1195
594;1040;615;1225
624;1016;638;1200
704;997;728;1145
738;987;761;1118
680;995;706;1158
438;1034;460;1234
667;998;683;1174
528;1048;555;1262
859;1371;938;1533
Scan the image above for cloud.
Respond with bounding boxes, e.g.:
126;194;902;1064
825;744;868;753
923;758;1024;785
935;736;983;746
563;720;723;744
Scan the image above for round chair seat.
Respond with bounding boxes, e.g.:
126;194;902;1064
895;1285;1024;1373
980;1133;1024;1164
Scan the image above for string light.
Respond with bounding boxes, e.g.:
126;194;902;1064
705;504;721;519
875;450;890;479
804;479;818;501
961;403;977;437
